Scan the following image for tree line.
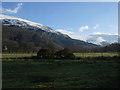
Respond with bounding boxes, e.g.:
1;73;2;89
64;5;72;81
67;43;120;53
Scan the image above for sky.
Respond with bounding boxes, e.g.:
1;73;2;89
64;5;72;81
2;2;118;38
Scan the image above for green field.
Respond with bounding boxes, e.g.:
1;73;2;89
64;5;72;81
2;53;37;59
3;59;120;88
74;53;119;57
2;53;119;59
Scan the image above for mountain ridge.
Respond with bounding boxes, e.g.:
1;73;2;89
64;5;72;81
0;14;61;34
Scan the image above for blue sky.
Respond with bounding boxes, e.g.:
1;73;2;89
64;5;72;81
2;2;118;36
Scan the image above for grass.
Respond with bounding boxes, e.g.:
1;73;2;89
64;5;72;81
2;59;120;88
74;52;119;57
2;53;37;59
2;52;118;59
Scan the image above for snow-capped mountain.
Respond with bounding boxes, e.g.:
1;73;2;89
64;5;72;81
86;34;118;46
1;14;117;46
1;14;97;48
0;14;61;34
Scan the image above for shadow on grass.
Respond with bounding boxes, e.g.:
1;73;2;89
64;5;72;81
30;76;54;83
96;76;120;88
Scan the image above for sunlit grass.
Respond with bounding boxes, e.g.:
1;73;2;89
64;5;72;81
2;53;119;59
74;53;118;57
2;53;37;58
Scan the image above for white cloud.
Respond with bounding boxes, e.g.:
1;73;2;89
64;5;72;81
79;25;89;32
93;24;99;29
91;32;118;35
3;3;23;14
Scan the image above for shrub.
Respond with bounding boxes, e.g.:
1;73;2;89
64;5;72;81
55;48;75;59
37;48;75;59
37;48;53;59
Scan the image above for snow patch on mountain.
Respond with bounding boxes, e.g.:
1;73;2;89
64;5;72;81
0;14;61;34
88;34;118;45
87;36;107;45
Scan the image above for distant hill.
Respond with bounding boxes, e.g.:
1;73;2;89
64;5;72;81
86;34;118;46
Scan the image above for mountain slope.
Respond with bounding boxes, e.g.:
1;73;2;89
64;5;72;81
57;30;118;46
1;14;97;53
0;14;61;34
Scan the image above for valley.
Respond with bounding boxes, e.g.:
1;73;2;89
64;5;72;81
1;14;120;88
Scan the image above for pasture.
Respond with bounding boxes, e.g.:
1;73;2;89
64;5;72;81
74;52;119;57
2;52;119;59
2;53;37;59
2;58;120;88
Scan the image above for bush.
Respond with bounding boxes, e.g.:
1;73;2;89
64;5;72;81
55;48;75;59
37;48;75;59
37;48;53;59
64;53;75;59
